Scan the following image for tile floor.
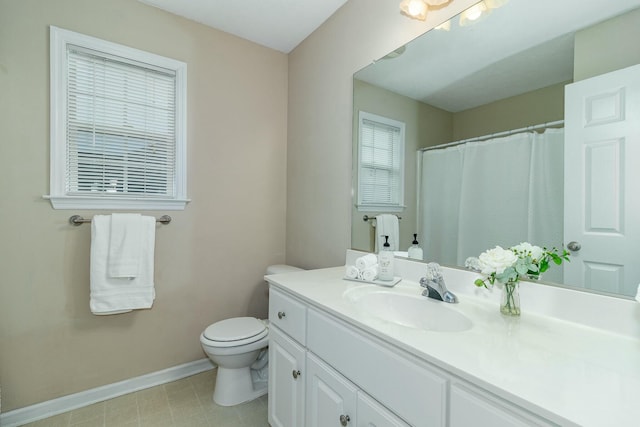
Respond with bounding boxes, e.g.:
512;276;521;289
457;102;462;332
21;370;269;427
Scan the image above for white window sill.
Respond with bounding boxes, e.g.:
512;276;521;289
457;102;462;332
43;195;190;210
356;204;405;213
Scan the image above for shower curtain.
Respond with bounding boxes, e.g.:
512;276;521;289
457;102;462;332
419;128;564;283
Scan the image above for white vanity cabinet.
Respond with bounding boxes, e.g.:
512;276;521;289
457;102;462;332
269;285;557;427
306;352;409;427
269;287;435;427
449;383;555;427
306;308;447;427
268;289;308;427
269;327;306;427
305;353;357;427
357;390;411;427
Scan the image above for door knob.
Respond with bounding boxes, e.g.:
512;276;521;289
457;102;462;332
278;311;286;319
292;369;301;379
339;414;351;426
567;241;581;252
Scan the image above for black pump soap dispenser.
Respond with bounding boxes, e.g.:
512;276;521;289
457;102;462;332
408;234;424;260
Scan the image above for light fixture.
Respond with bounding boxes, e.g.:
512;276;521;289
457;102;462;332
399;0;453;21
459;1;488;25
425;0;452;4
459;0;510;26
399;0;429;21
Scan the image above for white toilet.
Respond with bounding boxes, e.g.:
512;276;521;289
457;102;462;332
200;264;302;406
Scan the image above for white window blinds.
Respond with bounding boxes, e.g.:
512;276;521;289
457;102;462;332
66;46;176;198
357;112;405;211
48;26;187;210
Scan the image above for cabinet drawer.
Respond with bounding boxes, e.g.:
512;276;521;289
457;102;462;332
307;309;448;427
269;288;307;344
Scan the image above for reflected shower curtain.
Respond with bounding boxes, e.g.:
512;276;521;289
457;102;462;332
419;129;564;281
419;145;464;265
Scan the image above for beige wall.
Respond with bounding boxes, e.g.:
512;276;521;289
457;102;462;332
351;79;452;252
452;81;566;140
286;0;478;269
574;7;640;81
0;0;287;411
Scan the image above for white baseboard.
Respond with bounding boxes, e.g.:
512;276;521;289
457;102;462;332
0;358;214;427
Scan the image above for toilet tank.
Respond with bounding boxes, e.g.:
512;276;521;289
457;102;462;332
266;264;303;275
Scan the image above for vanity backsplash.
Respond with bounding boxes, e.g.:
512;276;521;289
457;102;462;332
346;249;639;339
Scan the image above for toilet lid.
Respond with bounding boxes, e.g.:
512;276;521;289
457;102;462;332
203;317;267;342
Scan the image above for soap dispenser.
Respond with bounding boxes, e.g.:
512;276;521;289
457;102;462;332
378;235;395;281
408;234;424;260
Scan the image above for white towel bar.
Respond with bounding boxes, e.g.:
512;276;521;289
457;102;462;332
362;214;401;222
69;215;171;226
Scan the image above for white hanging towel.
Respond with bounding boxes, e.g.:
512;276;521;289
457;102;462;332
108;213;142;278
90;214;156;315
375;214;399;252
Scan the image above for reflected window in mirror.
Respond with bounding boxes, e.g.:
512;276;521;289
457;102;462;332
356;111;405;212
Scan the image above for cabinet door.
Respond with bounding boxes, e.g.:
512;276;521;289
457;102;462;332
357;392;410;427
269;327;306;427
450;383;554;427
306;353;357;427
307;308;448;427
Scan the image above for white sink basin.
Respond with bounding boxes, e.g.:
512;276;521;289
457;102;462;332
344;288;472;332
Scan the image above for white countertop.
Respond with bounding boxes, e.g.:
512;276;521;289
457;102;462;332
266;266;640;427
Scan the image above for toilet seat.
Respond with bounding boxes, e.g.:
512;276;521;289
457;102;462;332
203;317;268;348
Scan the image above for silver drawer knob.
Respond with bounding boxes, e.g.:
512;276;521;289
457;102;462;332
278;311;286;319
339;414;350;426
292;369;301;379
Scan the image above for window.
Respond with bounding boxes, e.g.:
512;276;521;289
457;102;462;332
48;26;188;209
357;111;405;212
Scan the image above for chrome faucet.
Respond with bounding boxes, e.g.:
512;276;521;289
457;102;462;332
420;262;458;303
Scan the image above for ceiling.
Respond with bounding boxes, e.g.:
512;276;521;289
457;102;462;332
137;0;640;110
138;0;349;53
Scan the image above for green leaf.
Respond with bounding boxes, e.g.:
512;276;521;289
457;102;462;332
496;267;518;283
551;253;563;265
515;263;528;275
539;259;549;273
474;279;487;288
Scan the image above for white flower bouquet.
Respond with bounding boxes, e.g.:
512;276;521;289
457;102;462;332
472;242;570;288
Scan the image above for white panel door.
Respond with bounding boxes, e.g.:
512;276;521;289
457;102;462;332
564;64;640;296
306;353;357;427
268;327;306;427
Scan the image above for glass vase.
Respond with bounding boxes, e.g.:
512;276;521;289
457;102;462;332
500;280;521;316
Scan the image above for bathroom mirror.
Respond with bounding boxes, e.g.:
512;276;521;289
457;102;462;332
352;0;640;298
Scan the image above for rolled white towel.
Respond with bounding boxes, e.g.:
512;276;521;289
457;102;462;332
345;265;361;280
636;284;640;303
361;264;379;282
356;254;378;270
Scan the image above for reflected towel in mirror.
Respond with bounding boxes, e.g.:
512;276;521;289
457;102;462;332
375;214;399;252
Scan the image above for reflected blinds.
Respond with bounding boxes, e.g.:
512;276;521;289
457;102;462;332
358;118;402;207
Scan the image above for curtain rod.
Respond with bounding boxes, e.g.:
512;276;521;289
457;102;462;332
419;120;565;153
